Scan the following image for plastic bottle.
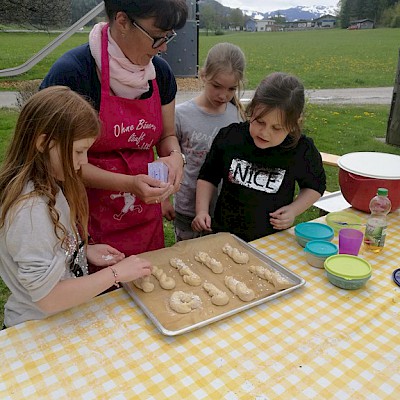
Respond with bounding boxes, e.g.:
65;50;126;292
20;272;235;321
364;188;391;253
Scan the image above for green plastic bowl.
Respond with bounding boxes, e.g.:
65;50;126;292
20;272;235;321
324;254;372;290
326;211;364;234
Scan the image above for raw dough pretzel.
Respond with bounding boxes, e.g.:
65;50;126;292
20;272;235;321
224;275;255;302
152;265;176;290
222;243;249;264
169;258;202;286
248;265;292;290
202;282;229;306
169;291;202;314
194;251;223;273
133;275;154;293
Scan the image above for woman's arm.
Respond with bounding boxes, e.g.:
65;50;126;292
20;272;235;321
156;100;184;192
81;164;172;204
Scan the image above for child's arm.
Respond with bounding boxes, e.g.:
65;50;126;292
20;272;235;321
161;198;176;221
269;188;321;230
191;179;215;232
35;255;152;314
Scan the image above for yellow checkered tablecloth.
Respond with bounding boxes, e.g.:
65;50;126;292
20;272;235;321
1;210;400;399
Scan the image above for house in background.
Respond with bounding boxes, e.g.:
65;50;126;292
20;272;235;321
348;19;375;29
285;20;314;29
314;14;337;28
245;18;277;32
245;18;257;32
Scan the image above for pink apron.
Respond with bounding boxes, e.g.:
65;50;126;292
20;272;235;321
87;25;164;273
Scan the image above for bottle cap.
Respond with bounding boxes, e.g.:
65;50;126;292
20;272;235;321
377;188;388;196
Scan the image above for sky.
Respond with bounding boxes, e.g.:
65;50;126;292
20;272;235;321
217;1;339;14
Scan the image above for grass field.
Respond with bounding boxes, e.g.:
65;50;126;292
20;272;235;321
0;28;399;89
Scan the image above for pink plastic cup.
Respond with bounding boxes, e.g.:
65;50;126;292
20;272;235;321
338;228;364;256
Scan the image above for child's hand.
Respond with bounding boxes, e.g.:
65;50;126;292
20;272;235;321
162;198;175;221
113;255;152;282
269;206;296;230
87;244;125;266
191;212;212;232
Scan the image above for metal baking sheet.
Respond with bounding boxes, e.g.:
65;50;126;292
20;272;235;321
123;233;305;336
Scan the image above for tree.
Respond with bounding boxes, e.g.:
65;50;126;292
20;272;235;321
339;0;400;28
0;0;71;30
71;0;103;24
229;8;244;29
380;1;400;26
201;4;218;35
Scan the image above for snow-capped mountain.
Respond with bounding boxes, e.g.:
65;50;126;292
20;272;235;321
243;5;338;21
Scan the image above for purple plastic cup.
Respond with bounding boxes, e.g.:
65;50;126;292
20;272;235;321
338;228;364;256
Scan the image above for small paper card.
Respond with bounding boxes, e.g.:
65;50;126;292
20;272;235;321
148;161;169;183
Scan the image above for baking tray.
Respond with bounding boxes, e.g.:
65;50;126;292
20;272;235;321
123;233;305;336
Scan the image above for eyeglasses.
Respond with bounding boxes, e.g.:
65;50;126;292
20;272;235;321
129;17;177;49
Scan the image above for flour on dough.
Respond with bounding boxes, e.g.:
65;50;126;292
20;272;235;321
169;291;202;313
248;265;292;290
170;258;202;286
152;265;176;289
195;251;223;273
224;275;255;302
222;243;249;264
202;282;229;306
133;275;154;293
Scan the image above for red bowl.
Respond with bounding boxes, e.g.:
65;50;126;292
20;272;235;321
338;152;400;213
339;169;400;212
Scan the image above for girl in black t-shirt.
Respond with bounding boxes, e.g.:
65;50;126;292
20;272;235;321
192;72;326;242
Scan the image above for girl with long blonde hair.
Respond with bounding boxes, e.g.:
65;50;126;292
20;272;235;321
0;86;151;328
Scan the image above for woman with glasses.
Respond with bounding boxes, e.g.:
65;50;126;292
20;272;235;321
40;0;188;282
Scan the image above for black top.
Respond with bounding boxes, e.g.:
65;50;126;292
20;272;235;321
198;122;326;242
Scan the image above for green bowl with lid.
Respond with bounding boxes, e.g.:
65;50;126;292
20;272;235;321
324;254;372;290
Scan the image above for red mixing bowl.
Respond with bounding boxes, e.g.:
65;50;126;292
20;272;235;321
338;152;400;213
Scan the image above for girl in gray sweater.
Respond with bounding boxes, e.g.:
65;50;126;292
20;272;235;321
172;43;246;241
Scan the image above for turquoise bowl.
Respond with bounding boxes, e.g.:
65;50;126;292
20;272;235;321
294;222;334;247
304;240;338;268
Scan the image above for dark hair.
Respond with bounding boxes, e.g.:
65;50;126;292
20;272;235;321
105;0;188;30
246;72;305;147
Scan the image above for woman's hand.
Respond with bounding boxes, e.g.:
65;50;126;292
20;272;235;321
158;152;184;194
87;244;125;266
191;211;212;232
130;174;174;204
113;255;152;282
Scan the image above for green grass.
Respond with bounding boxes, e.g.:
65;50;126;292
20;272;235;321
0;28;399;89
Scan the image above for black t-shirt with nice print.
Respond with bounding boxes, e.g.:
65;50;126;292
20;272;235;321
198;122;326;242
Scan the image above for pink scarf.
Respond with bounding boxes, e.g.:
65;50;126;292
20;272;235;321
89;22;156;99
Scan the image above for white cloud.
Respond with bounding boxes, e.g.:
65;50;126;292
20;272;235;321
217;1;339;13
